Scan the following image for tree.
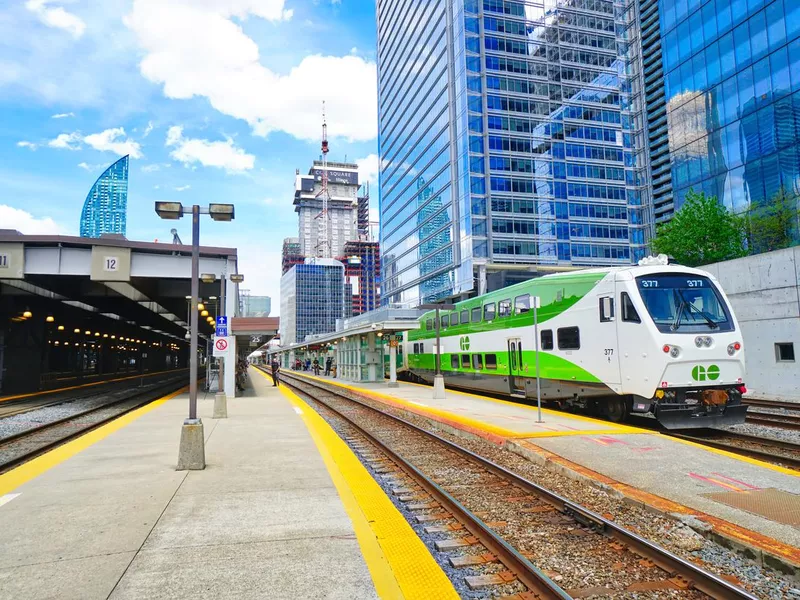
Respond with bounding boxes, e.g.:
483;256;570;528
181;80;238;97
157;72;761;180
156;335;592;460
652;190;747;266
745;187;800;254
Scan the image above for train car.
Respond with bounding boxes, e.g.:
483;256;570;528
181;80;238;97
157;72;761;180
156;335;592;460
405;258;747;429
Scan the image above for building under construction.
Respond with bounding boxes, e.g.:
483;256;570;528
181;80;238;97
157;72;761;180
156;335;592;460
281;237;304;275
337;240;380;317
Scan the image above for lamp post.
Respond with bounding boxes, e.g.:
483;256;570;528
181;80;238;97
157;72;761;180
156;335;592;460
419;302;456;400
155;201;235;471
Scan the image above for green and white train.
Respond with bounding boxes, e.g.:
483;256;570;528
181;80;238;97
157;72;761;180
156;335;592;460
401;261;748;429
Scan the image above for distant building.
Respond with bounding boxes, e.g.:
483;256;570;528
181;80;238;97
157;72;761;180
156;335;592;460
337;240;381;316
294;161;359;258
79;155;129;238
281;237;304;275
240;293;271;318
279;258;346;345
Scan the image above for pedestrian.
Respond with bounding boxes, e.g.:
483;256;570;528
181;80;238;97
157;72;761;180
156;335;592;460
324;356;332;376
270;357;280;387
312;358;320;376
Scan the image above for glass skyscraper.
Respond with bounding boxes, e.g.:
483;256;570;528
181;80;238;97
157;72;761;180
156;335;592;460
643;0;800;223
79;155;129;238
377;0;652;307
279;258;346;345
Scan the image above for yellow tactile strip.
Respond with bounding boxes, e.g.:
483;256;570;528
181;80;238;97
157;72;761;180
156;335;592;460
269;376;458;600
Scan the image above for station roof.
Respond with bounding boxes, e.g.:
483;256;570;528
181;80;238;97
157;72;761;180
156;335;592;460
0;231;238;343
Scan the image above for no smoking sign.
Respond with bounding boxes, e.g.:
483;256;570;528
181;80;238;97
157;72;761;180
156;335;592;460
213;336;232;357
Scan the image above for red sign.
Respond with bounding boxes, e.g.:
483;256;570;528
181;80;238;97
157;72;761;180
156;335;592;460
215;338;228;352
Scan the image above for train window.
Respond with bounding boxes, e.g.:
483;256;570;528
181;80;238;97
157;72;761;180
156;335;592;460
541;330;554;350
510;341;517;369
473;354;483;369
461;354;471;368
485;354;498;369
776;343;795;362
484;302;496;321
498;299;511;317
460;310;469;324
557;327;581;350
515;295;531;314
599;296;615;322
471;307;482;322
451;355;459;369
441;314;449;327
621;292;641;323
426;319;432;331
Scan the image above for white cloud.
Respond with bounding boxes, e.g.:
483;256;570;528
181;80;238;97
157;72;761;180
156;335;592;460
174;184;191;192
0;204;69;235
48;132;82;150
77;162;106;171
17;141;38;150
165;126;254;173
356;154;379;188
125;1;377;142
25;0;86;39
51;112;75;119
141;163;160;173
84;127;142;158
143;120;154;137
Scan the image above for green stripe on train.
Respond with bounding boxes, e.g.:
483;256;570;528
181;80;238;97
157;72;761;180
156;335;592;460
409;350;601;383
409;271;606;341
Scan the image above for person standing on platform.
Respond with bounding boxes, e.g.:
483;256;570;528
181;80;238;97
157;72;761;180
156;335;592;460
270;357;280;387
324;356;332;376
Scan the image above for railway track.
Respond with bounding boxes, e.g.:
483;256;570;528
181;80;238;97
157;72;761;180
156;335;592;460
666;429;800;471
0;376;189;473
277;370;755;600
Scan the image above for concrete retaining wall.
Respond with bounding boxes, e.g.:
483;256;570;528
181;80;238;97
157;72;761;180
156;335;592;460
702;247;800;402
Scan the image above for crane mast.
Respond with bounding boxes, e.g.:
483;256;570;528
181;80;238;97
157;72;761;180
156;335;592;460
315;103;330;258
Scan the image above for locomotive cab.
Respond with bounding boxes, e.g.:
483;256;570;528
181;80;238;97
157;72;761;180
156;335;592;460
617;268;748;429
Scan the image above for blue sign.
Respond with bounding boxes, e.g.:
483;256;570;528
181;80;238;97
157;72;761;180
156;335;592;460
216;315;228;338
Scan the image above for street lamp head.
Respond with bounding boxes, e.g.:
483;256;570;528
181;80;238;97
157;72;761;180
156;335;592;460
155;201;184;220
208;203;235;222
200;273;216;283
229;274;244;283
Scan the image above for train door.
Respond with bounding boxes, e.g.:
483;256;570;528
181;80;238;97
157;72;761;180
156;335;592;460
595;290;622;388
507;337;525;396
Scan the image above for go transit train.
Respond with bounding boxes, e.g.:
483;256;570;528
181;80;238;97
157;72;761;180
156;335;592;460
401;259;748;429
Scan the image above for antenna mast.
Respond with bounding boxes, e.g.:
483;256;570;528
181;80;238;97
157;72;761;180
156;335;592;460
315;102;330;258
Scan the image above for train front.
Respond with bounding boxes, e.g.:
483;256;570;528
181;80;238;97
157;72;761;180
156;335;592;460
628;267;748;429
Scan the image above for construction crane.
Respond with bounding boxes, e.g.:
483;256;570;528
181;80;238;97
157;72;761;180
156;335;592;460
171;228;182;244
314;102;330;258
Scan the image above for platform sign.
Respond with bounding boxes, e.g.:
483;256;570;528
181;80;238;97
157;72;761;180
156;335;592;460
213;336;232;357
0;243;24;279
90;246;131;281
215;316;228;338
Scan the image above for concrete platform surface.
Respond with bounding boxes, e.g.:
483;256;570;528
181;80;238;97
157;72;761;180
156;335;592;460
0;374;378;600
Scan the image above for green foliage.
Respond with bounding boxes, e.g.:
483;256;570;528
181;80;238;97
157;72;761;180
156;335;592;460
652;190;747;266
745;188;800;254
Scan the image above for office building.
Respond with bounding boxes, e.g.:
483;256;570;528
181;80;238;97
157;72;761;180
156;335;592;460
240;293;271;317
376;0;652;307
79;155;129;238
294;161;360;259
337;240;381;316
279;258;346;345
642;0;800;223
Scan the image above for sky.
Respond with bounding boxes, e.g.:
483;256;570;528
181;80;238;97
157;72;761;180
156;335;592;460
0;0;380;313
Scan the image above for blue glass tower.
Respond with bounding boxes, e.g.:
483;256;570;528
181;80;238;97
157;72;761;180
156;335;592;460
377;0;651;307
79;155;129;238
643;0;800;224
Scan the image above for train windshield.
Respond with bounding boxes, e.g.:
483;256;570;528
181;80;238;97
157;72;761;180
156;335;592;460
635;274;734;333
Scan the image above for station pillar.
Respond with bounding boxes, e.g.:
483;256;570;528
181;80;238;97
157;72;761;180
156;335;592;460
388;339;398;387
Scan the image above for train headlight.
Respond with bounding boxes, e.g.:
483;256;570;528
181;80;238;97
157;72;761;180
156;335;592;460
695;336;712;347
703;337;713;347
695;337;703;348
727;341;742;356
670;346;680;358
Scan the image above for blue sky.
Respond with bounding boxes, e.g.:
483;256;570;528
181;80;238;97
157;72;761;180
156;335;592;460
0;0;379;309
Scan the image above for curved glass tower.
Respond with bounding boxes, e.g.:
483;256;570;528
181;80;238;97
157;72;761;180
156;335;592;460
79;155;129;238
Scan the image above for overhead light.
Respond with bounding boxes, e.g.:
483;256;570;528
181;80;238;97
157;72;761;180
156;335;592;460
111;335;116;339
85;330;91;335
155;201;184;220
46;316;55;323
209;296;217;300
23;310;32;318
74;328;81;334
200;273;216;283
229;274;244;283
208;203;235;222
57;325;64;331
201;310;209;317
95;332;100;337
103;334;108;338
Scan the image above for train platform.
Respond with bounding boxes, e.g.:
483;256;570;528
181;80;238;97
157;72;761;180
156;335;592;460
284;371;800;573
0;372;455;599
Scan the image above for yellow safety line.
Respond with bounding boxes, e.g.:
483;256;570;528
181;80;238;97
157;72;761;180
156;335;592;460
263;371;457;600
664;434;800;477
0;387;186;497
0;368;188;403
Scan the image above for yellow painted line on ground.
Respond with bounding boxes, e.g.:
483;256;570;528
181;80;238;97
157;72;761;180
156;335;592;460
0;387;186;497
663;434;800;477
0;368;187;403
263;371;457;600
